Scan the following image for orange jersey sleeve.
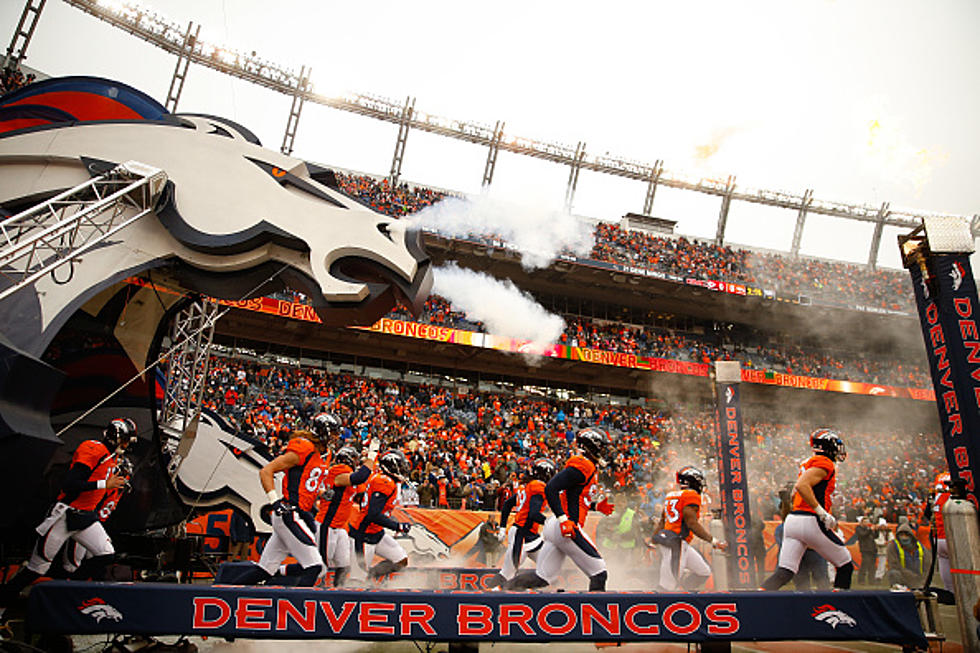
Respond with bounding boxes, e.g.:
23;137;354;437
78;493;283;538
934;492;950;539
791;455;836;513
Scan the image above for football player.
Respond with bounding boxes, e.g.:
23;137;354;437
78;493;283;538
492;457;555;589
348;449;413;582
315;445;371;586
761;428;854;590
511;428;615;591
62;456;134;576
924;471;953;592
1;418;136;609
654;465;726;591
235;428;327;587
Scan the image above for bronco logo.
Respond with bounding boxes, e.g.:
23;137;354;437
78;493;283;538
79;597;123;623
811;603;856;629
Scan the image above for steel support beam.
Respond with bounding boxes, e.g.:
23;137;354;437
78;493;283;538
714;175;736;246
642;159;664;216
564;142;587;211
3;0;46;72
164;21;198;113
389;96;415;187
481;120;505;187
160;298;220;458
867;201;891;268
281;65;310;155
791;189;813;257
0;161;167;303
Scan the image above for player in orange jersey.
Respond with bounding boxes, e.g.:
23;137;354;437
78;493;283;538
761;428;854;590
236;429;327;587
511;428;615;591
62;456;133;576
1;418;136;609
315;445;371;586
492;457;556;589
654;465;726;591
924;471;952;592
349;449;412;582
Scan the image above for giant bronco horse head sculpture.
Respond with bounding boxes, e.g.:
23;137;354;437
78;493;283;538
0;77;432;537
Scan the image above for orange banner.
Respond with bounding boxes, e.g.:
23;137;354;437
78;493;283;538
124;278;934;401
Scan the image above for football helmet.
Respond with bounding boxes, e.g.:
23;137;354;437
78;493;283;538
676;465;705;493
103;418;137;450
378;449;410;481
530;457;557;483
333;446;359;468
576;427;608;466
810;428;846;462
313;412;342;438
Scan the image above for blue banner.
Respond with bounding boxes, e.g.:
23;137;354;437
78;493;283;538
28;581;925;645
909;257;980;507
714;381;754;588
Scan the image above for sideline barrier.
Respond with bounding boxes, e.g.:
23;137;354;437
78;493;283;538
28;581;926;646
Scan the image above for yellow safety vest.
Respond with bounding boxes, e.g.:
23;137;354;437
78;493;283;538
896;540;924;575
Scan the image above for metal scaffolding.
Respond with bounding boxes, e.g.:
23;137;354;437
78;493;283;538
159;297;220;445
0;160;167;303
3;0;46;72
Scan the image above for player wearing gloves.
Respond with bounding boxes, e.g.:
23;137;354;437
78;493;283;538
492;457;555;588
62;456;134;576
236;429;326;587
315;445;371;586
761;428;853;590
349;449;412;582
511;428;614;591
653;465;726;591
1;417;135;612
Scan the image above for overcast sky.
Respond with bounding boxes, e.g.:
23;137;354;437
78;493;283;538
3;0;978;269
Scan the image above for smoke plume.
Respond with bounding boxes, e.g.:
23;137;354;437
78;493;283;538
407;190;594;270
432;263;565;354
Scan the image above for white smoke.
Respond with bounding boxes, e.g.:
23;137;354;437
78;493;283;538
432;263;565;354
407;190;594;270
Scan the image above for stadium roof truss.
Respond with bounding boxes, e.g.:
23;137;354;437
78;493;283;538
43;0;979;268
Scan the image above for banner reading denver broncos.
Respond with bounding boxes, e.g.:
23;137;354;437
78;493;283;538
909;256;980;508
713;381;754;588
29;581;925;645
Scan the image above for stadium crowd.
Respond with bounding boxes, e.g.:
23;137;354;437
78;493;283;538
199;352;944;538
334;172;916;313
0;67;36;95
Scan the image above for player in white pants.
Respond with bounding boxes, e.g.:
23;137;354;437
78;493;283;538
348;450;412;582
235;430;327;587
761;429;854;590
510;429;615;591
493;458;554;588
654;466;725;591
1;419;136;612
